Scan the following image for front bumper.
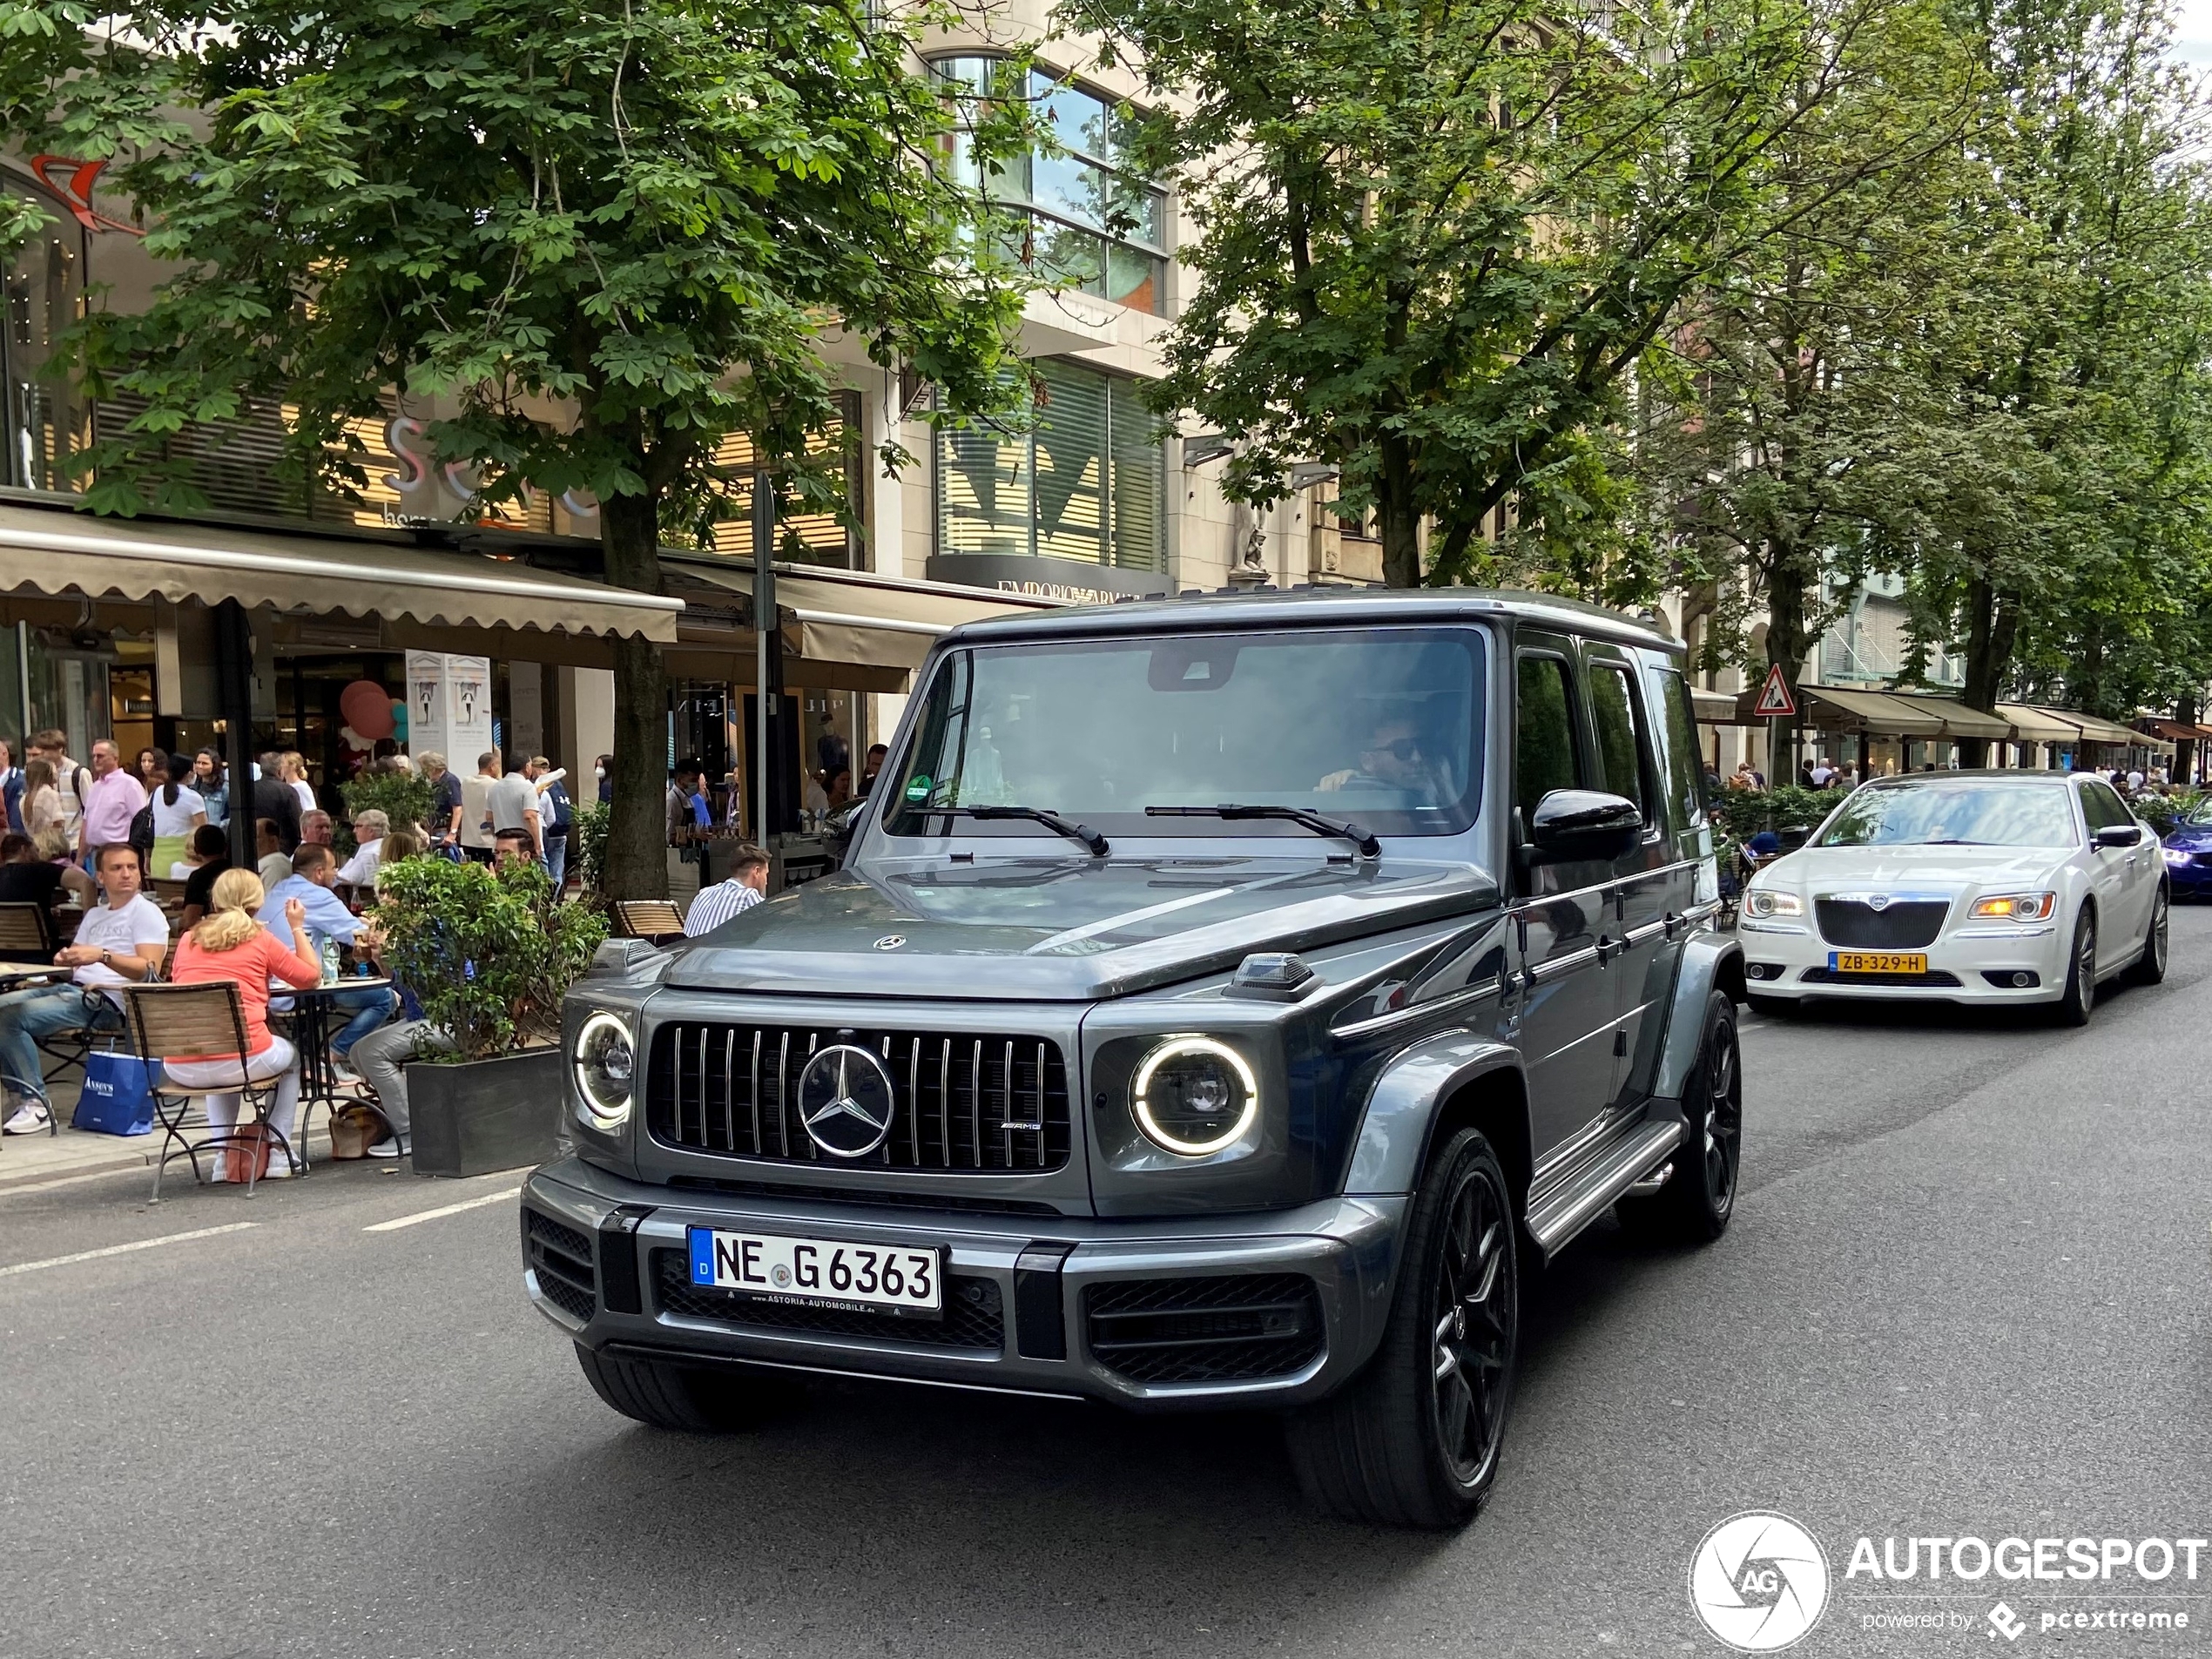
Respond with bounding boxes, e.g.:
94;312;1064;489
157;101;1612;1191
1737;916;2067;1001
2161;853;2212;895
521;1157;1406;1410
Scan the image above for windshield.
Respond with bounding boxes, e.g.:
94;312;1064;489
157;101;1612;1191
1815;782;2079;849
2185;799;2212;827
884;628;1486;840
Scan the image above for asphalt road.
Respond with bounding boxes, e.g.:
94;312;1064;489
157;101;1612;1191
4;915;2209;1659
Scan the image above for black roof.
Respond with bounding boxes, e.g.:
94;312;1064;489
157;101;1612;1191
943;583;1679;651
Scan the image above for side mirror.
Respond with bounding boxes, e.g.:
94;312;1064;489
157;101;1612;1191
826;799;867;854
2094;822;2143;850
1525;789;1643;866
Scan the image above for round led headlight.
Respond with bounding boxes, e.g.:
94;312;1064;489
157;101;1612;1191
573;1010;636;1127
1130;1036;1259;1157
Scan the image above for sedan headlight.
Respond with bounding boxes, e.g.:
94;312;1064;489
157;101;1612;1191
573;1010;637;1127
1743;888;1803;918
1130;1035;1259;1157
1970;891;2057;921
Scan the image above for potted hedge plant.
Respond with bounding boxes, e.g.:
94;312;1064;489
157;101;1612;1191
371;855;607;1175
338;769;437;853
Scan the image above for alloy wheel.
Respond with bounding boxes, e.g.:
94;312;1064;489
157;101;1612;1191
2152;890;2169;974
1703;1019;1743;1217
1429;1163;1515;1487
2078;914;2097;1015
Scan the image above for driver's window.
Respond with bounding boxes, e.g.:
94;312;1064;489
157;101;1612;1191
1588;664;1649;817
1516;654;1582;818
2082;783;2130;832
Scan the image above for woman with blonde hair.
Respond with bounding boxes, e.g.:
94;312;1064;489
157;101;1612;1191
163;867;321;1179
280;752;316;818
21;759;62;840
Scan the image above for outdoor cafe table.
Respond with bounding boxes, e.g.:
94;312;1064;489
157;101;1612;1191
276;974;395;1165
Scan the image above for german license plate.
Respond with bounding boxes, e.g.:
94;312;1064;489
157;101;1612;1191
1830;950;1927;975
686;1226;943;1319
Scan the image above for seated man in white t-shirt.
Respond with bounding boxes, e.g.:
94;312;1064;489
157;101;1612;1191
334;808;388;889
0;844;169;1134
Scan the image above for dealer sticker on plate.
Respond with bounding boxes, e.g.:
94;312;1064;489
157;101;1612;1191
687;1226;943;1318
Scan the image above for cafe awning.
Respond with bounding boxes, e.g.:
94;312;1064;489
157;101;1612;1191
1689;687;1738;723
2060;708;2172;752
0;498;681;642
1997;704;2086;744
1733;683;1948;736
667;557;1065;691
1879;691;2013;741
2140;718;2212;742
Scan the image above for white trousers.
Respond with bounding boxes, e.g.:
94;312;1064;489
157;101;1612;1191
162;1037;301;1171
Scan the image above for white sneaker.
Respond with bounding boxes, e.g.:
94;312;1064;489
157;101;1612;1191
366;1139;404;1159
255;1158;296;1180
3;1101;53;1135
329;1053;361;1084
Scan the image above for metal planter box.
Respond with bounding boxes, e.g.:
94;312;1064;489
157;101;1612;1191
408;1047;565;1178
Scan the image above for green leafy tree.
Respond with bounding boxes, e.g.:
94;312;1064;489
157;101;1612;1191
0;0;1028;896
1077;0;1925;589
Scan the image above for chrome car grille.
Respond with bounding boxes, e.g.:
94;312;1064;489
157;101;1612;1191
644;1022;1072;1173
1815;898;1948;949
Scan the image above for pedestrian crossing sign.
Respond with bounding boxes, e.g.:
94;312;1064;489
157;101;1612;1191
1753;664;1797;718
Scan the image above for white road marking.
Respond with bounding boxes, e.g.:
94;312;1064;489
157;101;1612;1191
0;1222;259;1278
363;1185;523;1233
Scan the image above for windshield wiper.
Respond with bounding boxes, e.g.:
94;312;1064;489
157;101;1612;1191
941;805;1109;857
1147;803;1382;859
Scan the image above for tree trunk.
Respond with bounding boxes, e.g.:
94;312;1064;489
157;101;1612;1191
1379;433;1420;588
1959;576;2017;768
598;489;670;900
1764;536;1815;780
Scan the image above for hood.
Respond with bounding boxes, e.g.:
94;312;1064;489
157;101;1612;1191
1762;843;2071;891
664;855;1501;1001
2161;823;2212;848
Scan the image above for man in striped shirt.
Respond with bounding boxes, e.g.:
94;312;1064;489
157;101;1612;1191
685;843;772;937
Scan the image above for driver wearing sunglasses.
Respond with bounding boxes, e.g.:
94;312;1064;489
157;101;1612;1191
1318;716;1445;803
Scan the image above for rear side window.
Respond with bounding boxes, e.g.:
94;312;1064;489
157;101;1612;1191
1516;654;1581;816
1650;666;1708;832
1588;664;1649;817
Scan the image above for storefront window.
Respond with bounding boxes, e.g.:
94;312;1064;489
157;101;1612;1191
3;178;87;492
934;57;1170;315
936;361;1163;570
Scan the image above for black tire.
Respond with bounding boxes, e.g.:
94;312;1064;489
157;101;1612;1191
1743;991;1794;1019
1618;991;1742;1246
1285;1128;1520;1529
2053;907;2096;1027
574;1344;782;1433
2128;884;2169;986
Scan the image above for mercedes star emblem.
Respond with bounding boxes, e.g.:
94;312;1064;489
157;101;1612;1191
795;1044;898;1159
873;934;907;951
1868;894;1892;911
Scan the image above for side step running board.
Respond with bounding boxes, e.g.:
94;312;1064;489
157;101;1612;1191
1525;1118;1685;1259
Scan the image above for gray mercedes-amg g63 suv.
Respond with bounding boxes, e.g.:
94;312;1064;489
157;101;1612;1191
523;588;1745;1528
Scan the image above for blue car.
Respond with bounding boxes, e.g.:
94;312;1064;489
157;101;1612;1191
2160;804;2212;896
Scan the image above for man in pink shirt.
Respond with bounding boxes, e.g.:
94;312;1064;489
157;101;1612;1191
78;739;146;870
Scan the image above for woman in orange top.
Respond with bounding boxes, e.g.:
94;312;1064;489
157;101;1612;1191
165;868;320;1178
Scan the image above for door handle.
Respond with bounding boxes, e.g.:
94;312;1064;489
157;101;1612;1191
1595;934;1617;966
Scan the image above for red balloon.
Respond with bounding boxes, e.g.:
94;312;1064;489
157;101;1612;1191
340;679;396;739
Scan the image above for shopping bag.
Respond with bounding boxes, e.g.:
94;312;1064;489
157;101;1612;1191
72;1051;159;1136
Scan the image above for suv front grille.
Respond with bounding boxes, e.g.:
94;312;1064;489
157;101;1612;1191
651;1249;1004;1352
524;1209;597;1323
1085;1275;1325;1385
1815;898;1948;949
645;1022;1070;1173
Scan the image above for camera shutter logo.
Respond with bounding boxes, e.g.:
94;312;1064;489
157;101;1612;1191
1689;1512;1831;1652
795;1044;898;1158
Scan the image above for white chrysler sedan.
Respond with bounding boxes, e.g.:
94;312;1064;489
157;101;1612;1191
1738;771;2168;1022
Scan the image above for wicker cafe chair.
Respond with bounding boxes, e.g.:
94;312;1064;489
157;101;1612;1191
613;900;687;944
125;982;293;1201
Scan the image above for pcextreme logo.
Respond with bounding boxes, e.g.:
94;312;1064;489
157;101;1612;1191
1689;1511;1832;1652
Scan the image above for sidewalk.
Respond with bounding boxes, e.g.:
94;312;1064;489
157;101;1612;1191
0;1077;333;1195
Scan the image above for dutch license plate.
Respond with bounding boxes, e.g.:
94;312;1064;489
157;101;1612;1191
1830;950;1928;975
687;1226;943;1319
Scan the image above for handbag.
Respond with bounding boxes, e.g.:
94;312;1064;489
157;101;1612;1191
73;1050;159;1136
220;1122;276;1184
129;799;155;854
